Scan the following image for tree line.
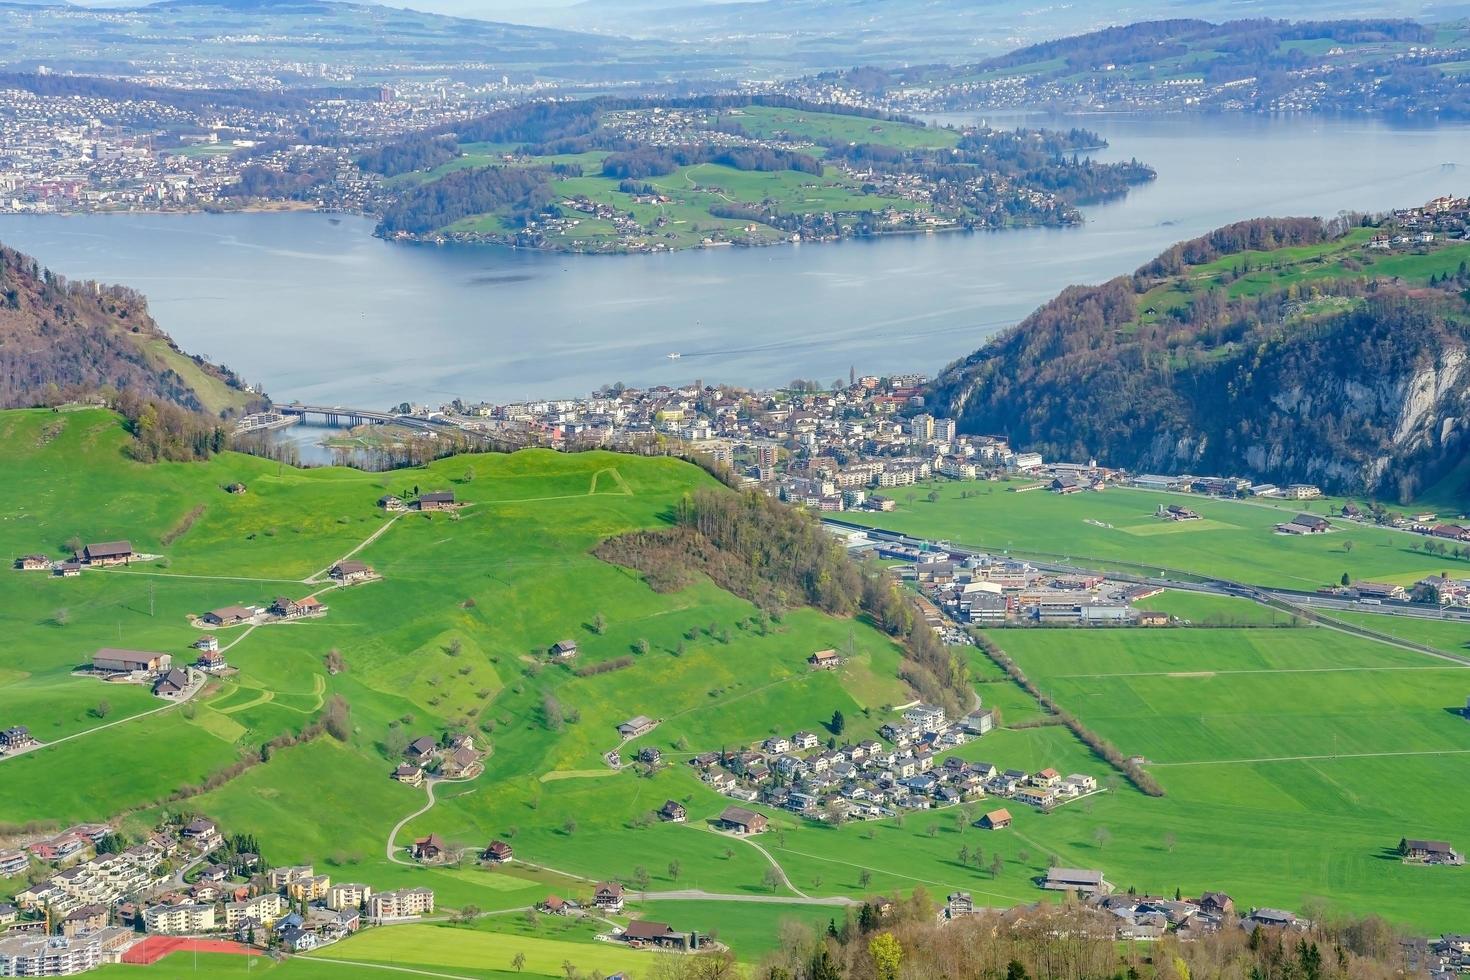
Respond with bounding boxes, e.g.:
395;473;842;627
375;165;557;236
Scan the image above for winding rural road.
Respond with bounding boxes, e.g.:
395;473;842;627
385;780;441;865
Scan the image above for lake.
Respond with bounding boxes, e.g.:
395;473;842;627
3;113;1469;408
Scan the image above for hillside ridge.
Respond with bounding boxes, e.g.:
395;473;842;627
931;215;1470;501
0;241;255;416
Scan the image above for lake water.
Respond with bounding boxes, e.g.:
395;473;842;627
3;114;1470;407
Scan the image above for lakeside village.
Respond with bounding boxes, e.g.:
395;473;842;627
260;361;1470;624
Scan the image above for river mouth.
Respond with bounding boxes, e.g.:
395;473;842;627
2;113;1467;407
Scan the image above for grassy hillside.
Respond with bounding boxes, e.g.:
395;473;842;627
5;406;1468;968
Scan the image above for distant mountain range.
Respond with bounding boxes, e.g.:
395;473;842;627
475;0;1448;66
0;0;741;82
8;0;1449;71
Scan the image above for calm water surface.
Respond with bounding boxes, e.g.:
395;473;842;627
2;114;1468;406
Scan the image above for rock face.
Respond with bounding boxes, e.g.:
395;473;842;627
930;230;1470;501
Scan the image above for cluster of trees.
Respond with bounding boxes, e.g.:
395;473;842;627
932;219;1470;499
375;165;556;236
1142;216;1334;276
601;144;822;180
572;655;634;677
0;245;255;417
112;389;227;463
358;133;461;177
710;898;1414;980
220;161;335;200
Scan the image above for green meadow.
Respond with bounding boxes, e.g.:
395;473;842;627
986;627;1470;930
838;478;1461;589
5;405;1468;965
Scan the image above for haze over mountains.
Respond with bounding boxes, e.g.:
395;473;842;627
18;0;1461;68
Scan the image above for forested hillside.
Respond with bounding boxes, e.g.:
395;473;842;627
0;243;258;425
931;217;1470;500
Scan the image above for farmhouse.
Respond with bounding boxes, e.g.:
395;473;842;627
330;560;376;584
622;919;690;950
946;892;974;918
224;482;247;495
808;649;842;669
1432;523;1470;541
378;494;406;512
659;800;688;823
1042;868;1112;895
716;806;768;835
391;764;423;787
1400;838;1464;865
55;561;81;577
482;841;513;864
978;809;1012;830
417;491;456;511
193;635;219;653
196;650;227;672
594;882;625;912
151;669;190;698
202;605;255;627
0;726;35;752
271;596;324;619
411;834;448;863
549;639;578;660
81;541;133;566
405;736;439;762
14;555;51;571
92;649;171;674
439;746;479;778
617;715;656;738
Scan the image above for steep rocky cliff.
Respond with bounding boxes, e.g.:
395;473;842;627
930;219;1470;501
